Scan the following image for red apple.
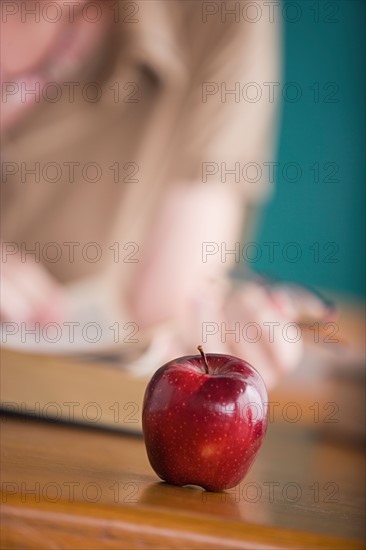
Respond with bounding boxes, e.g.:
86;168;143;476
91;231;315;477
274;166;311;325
142;346;268;492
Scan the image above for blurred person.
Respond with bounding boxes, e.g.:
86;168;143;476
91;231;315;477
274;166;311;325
0;0;328;387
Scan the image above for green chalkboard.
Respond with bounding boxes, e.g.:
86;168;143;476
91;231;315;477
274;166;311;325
254;0;365;297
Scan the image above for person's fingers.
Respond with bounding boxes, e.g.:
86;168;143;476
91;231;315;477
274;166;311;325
0;275;35;323
1;259;68;324
170;279;303;389
13;261;61;311
225;283;304;381
266;283;334;322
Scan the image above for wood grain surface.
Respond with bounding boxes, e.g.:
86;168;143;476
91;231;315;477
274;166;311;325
1;410;364;549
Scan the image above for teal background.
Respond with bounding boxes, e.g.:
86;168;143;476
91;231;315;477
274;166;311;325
254;0;365;298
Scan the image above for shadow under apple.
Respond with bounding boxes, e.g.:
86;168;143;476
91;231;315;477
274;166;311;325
139;481;242;520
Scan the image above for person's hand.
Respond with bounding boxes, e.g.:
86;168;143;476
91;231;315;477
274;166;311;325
1;254;67;325
173;282;304;388
165;279;332;389
127;181;330;388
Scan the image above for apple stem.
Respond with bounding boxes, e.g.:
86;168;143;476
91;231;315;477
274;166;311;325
197;345;209;374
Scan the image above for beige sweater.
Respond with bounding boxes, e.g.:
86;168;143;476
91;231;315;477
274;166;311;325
1;1;281;355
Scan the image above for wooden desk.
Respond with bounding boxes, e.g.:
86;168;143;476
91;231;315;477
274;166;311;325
1;410;364;549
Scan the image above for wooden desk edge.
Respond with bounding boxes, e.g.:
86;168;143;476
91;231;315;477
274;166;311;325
1;495;364;550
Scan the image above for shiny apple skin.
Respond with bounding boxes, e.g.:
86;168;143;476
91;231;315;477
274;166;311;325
142;353;268;492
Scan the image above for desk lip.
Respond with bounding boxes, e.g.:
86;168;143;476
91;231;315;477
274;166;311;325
1;494;365;550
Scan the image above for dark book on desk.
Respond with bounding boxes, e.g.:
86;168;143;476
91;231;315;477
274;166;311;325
0;349;148;434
